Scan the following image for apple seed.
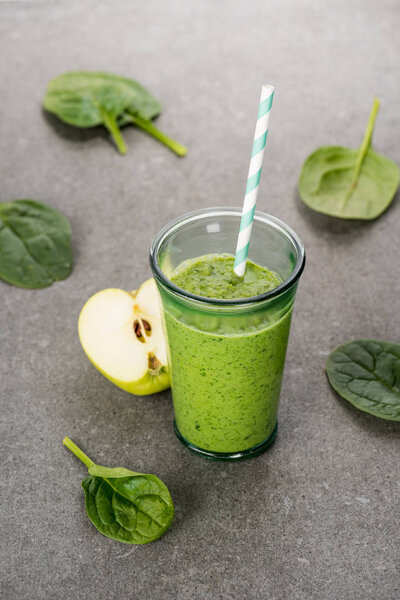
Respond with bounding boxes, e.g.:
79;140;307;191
148;352;162;373
133;319;145;343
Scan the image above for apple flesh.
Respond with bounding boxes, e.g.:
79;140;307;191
78;279;170;395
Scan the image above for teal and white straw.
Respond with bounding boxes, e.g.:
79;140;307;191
234;85;274;277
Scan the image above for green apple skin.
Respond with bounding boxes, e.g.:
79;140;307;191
81;350;170;395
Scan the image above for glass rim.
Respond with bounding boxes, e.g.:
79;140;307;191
149;207;306;306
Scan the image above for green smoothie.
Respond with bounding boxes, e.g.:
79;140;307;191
163;254;293;454
171;254;281;299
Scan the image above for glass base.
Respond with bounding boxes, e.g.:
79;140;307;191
173;421;278;461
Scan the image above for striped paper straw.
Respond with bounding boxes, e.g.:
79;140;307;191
234;85;274;277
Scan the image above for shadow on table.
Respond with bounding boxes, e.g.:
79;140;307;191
42;108;116;151
171;436;277;525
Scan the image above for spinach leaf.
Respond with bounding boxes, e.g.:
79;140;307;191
299;99;400;219
63;437;174;544
326;339;400;421
0;200;72;289
44;71;187;156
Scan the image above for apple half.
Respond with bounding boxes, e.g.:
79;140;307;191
78;278;170;395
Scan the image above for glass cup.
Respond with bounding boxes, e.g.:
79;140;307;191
150;207;305;460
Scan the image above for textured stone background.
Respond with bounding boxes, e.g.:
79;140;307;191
0;1;399;598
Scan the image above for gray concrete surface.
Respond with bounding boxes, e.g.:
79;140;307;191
1;1;399;598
